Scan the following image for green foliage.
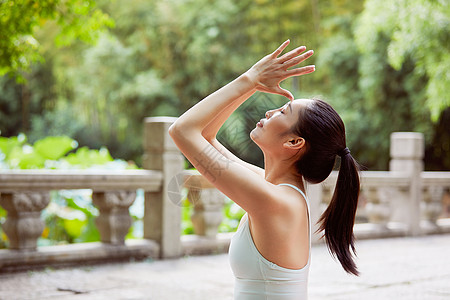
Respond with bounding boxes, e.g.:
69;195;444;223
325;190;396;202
218;198;245;233
0;133;51;169
316;1;450;169
355;0;450;120
181;198;194;235
0;0;448;171
0;135;76;169
318;30;432;169
34;136;78;160
0;134;131;170
64;147;113;167
0;133;27;161
40;190;100;246
0;0;114;79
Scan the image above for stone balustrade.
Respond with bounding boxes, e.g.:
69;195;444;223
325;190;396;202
1;118;449;271
0;117;184;271
0;170;164;271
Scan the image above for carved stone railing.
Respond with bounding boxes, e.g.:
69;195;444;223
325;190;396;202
0;117;185;271
0;170;163;271
421;172;450;233
0;170;161;247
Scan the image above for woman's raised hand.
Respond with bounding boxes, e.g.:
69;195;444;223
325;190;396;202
245;40;315;101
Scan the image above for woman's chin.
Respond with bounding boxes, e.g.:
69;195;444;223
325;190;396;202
249;129;260;144
249;129;256;140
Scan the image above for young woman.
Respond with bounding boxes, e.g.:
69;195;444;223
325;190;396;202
169;40;360;299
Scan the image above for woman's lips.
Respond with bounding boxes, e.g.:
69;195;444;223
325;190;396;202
256;119;265;127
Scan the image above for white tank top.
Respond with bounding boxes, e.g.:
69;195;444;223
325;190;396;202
228;183;311;300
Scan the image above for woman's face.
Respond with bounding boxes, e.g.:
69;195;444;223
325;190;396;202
250;99;312;152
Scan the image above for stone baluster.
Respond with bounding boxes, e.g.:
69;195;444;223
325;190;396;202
143;117;184;258
185;174;225;237
0;191;50;250
355;192;368;223
306;183;323;244
92;191;136;244
365;187;391;229
308;183;333;243
389;132;424;236
321;185;333;209
422;186;444;231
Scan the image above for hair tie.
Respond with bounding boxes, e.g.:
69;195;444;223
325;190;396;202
337;147;350;157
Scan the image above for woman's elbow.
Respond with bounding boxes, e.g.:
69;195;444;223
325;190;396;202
169;119;200;138
168;122;181;139
169;120;190;141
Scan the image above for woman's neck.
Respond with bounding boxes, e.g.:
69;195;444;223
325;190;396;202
263;153;305;191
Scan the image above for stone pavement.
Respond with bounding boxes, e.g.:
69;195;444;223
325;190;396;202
1;234;449;300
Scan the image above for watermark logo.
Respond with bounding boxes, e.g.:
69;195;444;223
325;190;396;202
167;170;209;207
218;93;284;155
167;171;190;207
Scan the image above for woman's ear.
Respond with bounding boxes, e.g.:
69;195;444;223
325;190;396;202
283;137;305;150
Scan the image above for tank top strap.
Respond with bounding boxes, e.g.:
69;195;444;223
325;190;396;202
278;183;312;250
277;183;307;202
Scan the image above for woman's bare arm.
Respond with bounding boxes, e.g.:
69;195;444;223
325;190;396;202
201;88;266;176
169;40;314;215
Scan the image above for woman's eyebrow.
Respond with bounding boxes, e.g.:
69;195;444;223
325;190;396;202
287;102;293;113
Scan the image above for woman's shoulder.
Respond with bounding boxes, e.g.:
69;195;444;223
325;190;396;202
275;184;308;212
251;184;308;222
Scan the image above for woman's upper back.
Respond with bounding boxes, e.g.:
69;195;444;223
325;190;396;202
229;184;311;299
248;183;310;269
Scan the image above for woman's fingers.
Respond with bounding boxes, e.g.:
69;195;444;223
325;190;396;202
278;86;294;101
266;85;294;100
286;65;316;77
278;46;307;63
271;40;291;58
282;50;314;69
254;41;315;100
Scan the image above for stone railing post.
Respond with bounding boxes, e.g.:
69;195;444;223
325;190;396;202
143;117;184;258
389;132;424;236
0;191;50;250
92;191;136;244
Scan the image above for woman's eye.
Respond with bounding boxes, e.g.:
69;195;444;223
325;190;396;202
280;110;285;114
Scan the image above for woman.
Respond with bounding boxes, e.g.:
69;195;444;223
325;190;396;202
169;40;360;299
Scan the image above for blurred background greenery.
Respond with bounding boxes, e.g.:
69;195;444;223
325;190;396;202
0;0;450;170
0;0;449;246
1;0;449;170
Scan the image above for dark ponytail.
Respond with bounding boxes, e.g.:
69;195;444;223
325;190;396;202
318;151;360;276
292;99;361;276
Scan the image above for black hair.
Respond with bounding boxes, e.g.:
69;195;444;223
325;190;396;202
293;98;360;276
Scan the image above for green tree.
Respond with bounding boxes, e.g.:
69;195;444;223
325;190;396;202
0;0;113;79
61;0;248;161
317;0;449;170
355;0;450;120
1;0;447;170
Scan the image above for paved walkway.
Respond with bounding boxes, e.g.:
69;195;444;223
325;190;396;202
1;234;449;300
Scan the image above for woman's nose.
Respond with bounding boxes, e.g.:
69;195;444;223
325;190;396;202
265;110;273;119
